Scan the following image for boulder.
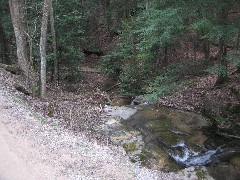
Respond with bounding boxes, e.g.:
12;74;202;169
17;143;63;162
131;95;153;105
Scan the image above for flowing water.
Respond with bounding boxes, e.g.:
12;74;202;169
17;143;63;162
98;104;240;179
167;141;219;166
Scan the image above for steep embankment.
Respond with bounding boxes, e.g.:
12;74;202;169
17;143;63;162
0;69;182;179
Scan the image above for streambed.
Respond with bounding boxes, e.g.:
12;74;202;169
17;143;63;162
96;104;240;179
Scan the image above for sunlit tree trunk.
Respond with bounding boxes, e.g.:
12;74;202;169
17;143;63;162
40;0;50;99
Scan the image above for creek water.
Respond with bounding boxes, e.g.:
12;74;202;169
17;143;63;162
97;104;240;179
167;141;219;166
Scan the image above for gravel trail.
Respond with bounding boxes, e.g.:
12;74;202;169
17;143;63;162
0;85;181;180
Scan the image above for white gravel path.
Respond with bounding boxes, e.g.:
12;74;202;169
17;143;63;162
0;72;182;179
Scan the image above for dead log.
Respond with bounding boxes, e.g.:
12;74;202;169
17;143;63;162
14;85;31;96
0;63;21;74
82;49;104;56
217;132;240;140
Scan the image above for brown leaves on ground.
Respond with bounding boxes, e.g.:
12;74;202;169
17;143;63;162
158;67;240;129
1;59;240;134
0;68;111;142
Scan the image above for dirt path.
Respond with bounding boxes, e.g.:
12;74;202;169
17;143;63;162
0;87;180;180
0;118;56;180
0;91;63;180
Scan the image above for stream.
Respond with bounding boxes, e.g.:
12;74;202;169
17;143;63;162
96;104;240;180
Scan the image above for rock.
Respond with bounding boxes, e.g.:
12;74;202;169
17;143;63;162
178;166;214;180
230;156;240;170
131;95;153;105
104;105;137;120
208;162;240;180
188;131;208;147
111;96;132;106
156;131;180;147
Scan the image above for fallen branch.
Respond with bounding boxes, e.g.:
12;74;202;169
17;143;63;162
217;132;240;140
0;63;21;74
14;85;31;96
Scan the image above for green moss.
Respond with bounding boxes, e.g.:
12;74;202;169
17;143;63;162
31;85;40;97
138;153;147;161
156;131;179;146
201;98;214;119
0;64;19;73
230;156;240;170
220;103;240;124
186;141;202;152
5;66;16;71
230;87;240;97
123;142;137;153
146;118;173;132
196;170;207;180
47;103;54;117
228;104;240;114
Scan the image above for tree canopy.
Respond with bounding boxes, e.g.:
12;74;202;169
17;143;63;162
1;0;240;97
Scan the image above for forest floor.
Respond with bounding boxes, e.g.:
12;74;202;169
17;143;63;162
0;69;183;179
157;66;240;129
0;56;239;179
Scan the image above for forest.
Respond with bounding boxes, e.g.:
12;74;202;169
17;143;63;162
1;0;240;126
1;0;240;179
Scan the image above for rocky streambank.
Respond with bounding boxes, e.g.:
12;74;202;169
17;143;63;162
98;103;240;180
0;68;184;179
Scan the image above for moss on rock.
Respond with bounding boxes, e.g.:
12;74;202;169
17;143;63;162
155;131;179;146
123;142;137;153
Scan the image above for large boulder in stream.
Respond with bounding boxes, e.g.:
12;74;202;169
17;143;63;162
126;105;211;140
100;103;240;178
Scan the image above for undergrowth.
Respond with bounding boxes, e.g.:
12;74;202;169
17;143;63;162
144;60;206;101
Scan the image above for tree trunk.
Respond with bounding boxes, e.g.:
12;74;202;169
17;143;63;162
204;39;210;63
0;15;7;64
163;46;168;67
215;9;228;86
237;65;240;74
103;0;111;30
215;38;228;86
0;2;8;64
145;0;150;10
236;30;240;73
40;0;50;99
9;0;37;84
49;0;58;86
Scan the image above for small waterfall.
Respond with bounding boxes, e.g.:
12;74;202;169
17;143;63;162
167;142;219;167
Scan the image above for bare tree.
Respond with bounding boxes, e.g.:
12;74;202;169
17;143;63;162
49;0;58;86
9;0;37;84
40;0;50;99
0;14;7;64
